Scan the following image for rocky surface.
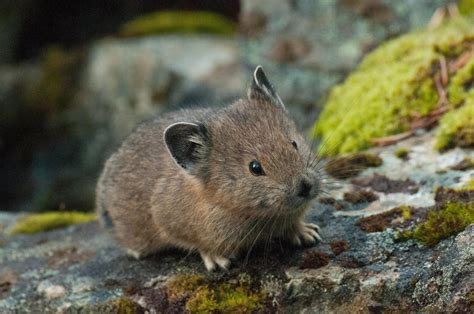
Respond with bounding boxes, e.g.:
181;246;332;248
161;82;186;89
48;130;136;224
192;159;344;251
2;1;473;312
1;131;472;312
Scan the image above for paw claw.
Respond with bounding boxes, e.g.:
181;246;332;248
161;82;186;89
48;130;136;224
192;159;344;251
292;234;302;246
306;223;321;233
126;249;143;259
200;252;231;271
290;222;323;246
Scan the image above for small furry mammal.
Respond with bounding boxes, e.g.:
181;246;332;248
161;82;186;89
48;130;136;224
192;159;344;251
96;66;323;271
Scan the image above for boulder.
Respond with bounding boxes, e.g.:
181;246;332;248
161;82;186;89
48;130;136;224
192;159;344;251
1;130;472;312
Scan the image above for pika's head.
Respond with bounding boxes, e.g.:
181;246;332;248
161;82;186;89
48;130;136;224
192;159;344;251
164;66;322;217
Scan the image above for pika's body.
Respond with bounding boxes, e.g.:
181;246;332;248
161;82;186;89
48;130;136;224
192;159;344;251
96;66;322;270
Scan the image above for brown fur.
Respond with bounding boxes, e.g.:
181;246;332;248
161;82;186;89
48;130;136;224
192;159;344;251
96;66;323;270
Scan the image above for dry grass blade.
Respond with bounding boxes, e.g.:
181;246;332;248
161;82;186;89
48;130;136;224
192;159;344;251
439;56;449;87
449;48;474;72
371;131;413;146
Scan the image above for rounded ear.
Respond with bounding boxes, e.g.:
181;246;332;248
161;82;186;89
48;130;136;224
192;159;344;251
248;65;286;110
163;122;209;173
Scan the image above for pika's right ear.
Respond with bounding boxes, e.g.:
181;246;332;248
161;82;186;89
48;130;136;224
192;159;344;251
248;65;286;110
163;122;209;173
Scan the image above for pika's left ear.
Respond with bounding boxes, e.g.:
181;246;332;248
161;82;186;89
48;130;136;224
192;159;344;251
248;65;286;110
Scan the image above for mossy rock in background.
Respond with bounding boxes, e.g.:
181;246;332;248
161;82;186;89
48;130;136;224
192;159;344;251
312;17;474;156
10;211;96;235
120;11;236;37
25;46;83;115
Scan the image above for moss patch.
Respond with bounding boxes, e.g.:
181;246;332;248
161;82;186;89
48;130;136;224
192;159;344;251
325;153;382;179
401;201;474;246
459;0;474;16
313;17;474;155
435;98;474;150
396;188;474;246
394;147;410;159
90;298;145;314
120;11;236;37
25;46;83;115
10;211;96;235
151;274;268;313
186;282;265;313
435;186;474;203
167;274;205;300
459;178;474;191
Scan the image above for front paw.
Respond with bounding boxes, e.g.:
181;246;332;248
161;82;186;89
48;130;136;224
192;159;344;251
199;252;231;272
290;222;323;246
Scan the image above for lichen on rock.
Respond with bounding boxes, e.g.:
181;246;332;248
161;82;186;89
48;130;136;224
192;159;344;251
313;17;474;155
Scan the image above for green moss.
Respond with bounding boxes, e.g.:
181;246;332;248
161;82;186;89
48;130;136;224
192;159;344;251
10;211;96;235
459;0;474;16
394;147;409;159
185;282;264;313
88;298;144;314
435;98;474;150
167;274;205;299
313;17;474;156
404;201;474;246
457;178;474;191
447;58;474;106
111;298;144;314
120;11;236;37
164;273;266;313
400;205;412;220
468;289;474;302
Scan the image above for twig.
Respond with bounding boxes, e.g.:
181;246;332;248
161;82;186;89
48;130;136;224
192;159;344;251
434;74;448;107
447;3;460;18
371;131;413;146
371;105;450;147
449;49;474;72
439;56;449;87
410;106;449;130
428;7;446;30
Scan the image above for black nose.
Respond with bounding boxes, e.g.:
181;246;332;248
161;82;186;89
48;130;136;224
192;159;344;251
297;180;312;198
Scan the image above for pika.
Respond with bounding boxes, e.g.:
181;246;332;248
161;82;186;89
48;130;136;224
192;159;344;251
96;66;323;271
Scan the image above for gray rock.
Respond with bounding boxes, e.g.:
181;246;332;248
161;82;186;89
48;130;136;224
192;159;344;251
1;36;243;212
1;131;473;312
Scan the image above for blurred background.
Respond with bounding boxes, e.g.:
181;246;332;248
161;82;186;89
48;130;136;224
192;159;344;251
0;0;467;213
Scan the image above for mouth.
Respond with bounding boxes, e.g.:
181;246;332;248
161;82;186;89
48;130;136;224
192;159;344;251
286;196;312;213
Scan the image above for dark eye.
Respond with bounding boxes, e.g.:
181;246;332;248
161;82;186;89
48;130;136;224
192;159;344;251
292;141;298;150
249;160;265;176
